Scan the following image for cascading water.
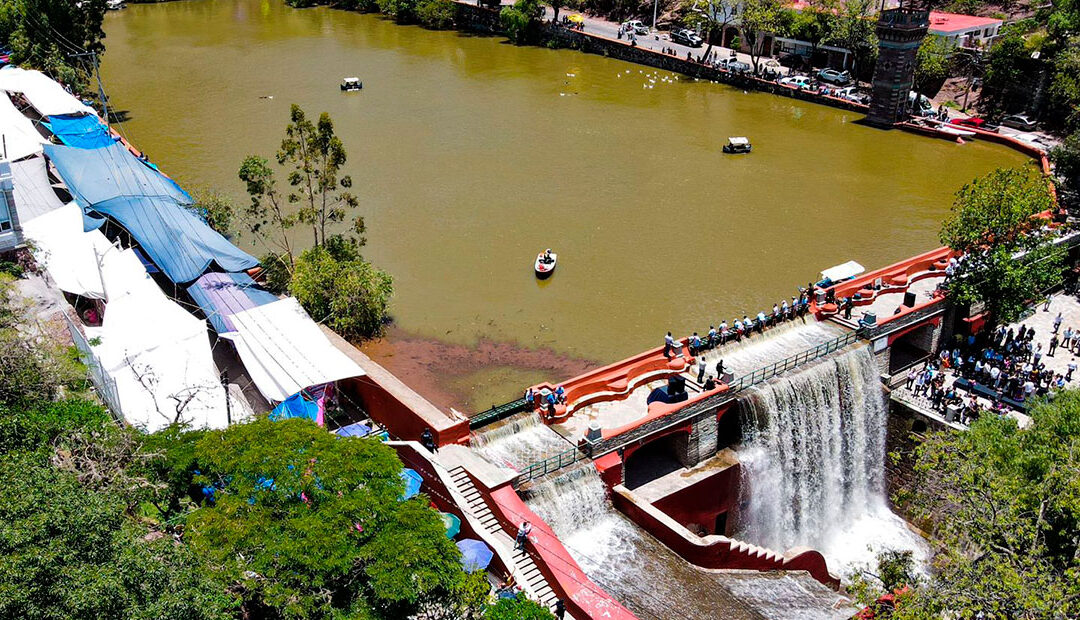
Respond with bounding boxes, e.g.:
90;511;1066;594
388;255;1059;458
523;464;855;620
736;345;927;576
471;412;571;470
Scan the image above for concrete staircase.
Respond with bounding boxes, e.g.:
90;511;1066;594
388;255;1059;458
726;537;786;564
449;466;562;613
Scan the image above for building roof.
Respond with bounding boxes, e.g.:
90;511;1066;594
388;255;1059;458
928;11;1002;35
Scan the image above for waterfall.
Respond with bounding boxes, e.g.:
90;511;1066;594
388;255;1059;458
471;412;572;470
736;345;926;575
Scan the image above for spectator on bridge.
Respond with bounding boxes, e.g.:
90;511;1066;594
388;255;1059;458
716;359;725;378
664;332;675;359
554;599;566;619
515;521;532;551
697;357;707;383
689;332;702;355
555;385;566;404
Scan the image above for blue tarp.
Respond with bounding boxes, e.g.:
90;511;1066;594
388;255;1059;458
85;195;258;284
43;142;191;208
400;468;423;500
186;272;278;334
44;114;115;149
456;539;494;572
269;391;320;423
335;423;372;438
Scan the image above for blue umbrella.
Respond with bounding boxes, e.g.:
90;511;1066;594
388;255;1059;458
440;512;461;539
335;423;372;438
399;468;423;500
456;539;494;572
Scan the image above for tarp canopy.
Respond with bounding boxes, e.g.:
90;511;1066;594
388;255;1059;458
335;422;371;437
220;297;365;403
0;93;46;161
42;142;191;207
269;391;320;424
400;468;423;500
820;260;865;283
85;277;230;433
186;272;278;334
11;155;64;221
44;113;114;149
20;202;147;300
0;67;95;116
85;195;258;284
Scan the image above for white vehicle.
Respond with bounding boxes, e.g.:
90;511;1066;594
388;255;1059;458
717;57;751;72
778;75;814;89
835;86;869;104
908;91;935;116
622;20;649;35
106;0;126;9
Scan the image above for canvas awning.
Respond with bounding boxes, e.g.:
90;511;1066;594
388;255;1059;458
85;277;230;433
11;155;65;221
44;113;114;149
0;93;46;161
186;272;279;334
43;142;191;207
0;67;95;116
820;261;865;283
220;297;365;403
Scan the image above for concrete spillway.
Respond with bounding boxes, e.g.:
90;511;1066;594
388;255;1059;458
523;463;854;620
736;345;927;576
471;412;572;470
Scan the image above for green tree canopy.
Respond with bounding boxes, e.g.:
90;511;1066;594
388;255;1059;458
500;0;543;45
290;239;393;341
0;0;106;90
913;34;953;99
740;0;785;73
939;166;1061;324
980;26;1031;116
1050;131;1080;213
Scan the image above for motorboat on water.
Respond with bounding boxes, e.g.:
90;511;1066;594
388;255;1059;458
106;0;126;9
340;77;363;91
722;136;751;154
535;249;557;279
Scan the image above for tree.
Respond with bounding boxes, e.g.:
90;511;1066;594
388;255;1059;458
888;389;1080;618
829;0;875;80
913;34;953;100
939;166;1061;325
0;0;107;92
1048;44;1080;132
238;154;297;267
416;0;457;29
739;0;784;74
189;189;236;237
980;26;1030;116
783;0;836;66
290;240;393;341
185;417;469;619
377;0;419;23
501;0;543;45
484;593;556;619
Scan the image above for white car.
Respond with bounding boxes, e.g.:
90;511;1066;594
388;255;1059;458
622;20;649;35
835;86;869;104
778;75;814;89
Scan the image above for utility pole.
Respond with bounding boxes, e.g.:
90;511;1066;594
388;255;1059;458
222;370;232;425
653;0;659;31
68;51;108;121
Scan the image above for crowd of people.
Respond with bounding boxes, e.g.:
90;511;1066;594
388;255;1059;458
905;310;1076;424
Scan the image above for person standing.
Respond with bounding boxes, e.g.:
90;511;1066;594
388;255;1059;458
515;521;532;551
715;359;725;379
697;357;707;383
420;428;437;454
1050;335;1059;356
554;599;566;619
1054;312;1063;333
663;332;674;359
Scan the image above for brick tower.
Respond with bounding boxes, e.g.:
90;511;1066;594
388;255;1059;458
866;5;930;127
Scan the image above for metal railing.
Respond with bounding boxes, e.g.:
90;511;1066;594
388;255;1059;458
728;330;861;393
469;397;530;429
517;447;586;483
63;312;124;421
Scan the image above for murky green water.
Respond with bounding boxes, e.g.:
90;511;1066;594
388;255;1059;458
101;0;1027;406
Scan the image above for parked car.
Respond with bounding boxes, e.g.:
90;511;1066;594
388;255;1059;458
670;28;703;47
718;57;751;73
778;75;815;89
1001;113;1039;130
622;20;649;35
817;68;852;85
778;53;808;70
948;116;997;132
835;86;869;104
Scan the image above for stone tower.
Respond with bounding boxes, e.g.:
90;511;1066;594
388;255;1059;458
866;6;930;127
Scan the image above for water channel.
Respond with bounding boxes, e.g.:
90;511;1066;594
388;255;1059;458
100;0;1029;409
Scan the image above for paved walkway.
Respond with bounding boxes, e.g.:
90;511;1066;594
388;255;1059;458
1005;292;1080;380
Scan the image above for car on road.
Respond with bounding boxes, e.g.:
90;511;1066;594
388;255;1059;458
622;20;649;35
1001;113;1039;130
670;28;703;47
948;116;997;132
817;68;852;85
778;75;815;89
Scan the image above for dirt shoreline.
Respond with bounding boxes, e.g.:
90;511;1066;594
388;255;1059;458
361;326;600;413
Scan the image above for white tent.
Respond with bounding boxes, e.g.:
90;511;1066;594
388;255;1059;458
0;93;46;161
20;202;147;300
221;297;365;402
0;67;95;117
86;278;230;433
11;155;65;221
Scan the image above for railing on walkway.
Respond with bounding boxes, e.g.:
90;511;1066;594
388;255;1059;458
469;397;530;429
517;447;587;484
62;312;124;421
727;329;861;393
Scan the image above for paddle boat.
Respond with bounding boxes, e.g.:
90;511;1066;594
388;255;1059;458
535;249;557;279
722;136;751;154
340;77;363;91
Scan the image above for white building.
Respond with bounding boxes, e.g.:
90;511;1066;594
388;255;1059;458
927;11;1003;48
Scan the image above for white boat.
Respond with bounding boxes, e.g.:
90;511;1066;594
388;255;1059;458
106;0;126;9
722;136;751;154
340;77;362;91
937;125;975;138
535;250;557;279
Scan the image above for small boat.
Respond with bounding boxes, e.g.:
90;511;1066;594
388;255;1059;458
340;77;363;92
106;0;126;9
535;249;557;279
722;136;751;154
937;125;976;138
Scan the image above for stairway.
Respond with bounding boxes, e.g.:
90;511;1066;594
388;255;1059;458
449;466;562;613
